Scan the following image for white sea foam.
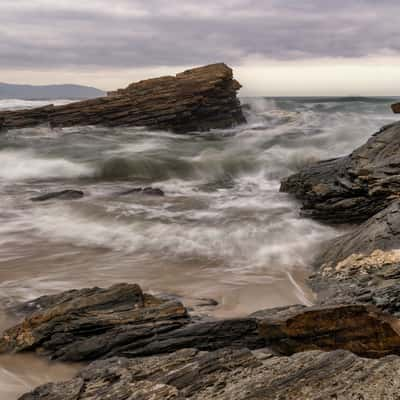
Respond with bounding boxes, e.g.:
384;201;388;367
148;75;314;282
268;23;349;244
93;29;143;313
0;150;94;181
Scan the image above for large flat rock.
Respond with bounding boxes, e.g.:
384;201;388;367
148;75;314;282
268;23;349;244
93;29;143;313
0;63;245;133
19;348;400;400
281;121;400;223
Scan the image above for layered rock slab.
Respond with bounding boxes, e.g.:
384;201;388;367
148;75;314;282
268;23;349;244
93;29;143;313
19;348;400;400
3;284;400;361
281;121;400;223
0;63;245;133
0;284;264;361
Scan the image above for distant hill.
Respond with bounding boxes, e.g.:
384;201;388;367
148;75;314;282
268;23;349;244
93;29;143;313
0;83;105;100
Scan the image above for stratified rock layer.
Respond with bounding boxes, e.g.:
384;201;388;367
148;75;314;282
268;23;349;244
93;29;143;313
19;348;400;400
0;64;245;133
3;284;400;361
310;201;400;316
281;121;400;223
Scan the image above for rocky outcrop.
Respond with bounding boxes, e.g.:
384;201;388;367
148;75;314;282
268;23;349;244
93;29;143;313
0;284;190;361
4;284;400;362
255;303;400;358
309;201;400;316
0;64;245;133
30;190;84;201
0;284;265;361
391;103;400;113
281;121;400;223
19;348;400;400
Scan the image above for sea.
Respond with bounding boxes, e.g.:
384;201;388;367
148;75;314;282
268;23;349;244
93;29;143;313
0;96;398;398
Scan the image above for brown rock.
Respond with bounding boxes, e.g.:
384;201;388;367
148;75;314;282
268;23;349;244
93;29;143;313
18;348;400;400
0;64;245;133
254;304;400;358
391;103;400;113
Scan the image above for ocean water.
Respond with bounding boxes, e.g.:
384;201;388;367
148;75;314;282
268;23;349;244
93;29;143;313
0;96;398;398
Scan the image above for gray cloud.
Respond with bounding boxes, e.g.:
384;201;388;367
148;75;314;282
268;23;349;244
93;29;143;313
0;0;399;70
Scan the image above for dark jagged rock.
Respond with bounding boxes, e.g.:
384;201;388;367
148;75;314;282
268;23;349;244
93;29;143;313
391;103;400;113
30;190;84;202
0;283;190;361
0;283;264;361
117;187;165;196
310;201;400;316
280;121;400;223
19;348;400;400
4;284;400;362
0;64;245;133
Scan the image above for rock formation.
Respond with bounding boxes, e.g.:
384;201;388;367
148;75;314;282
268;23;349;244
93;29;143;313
0;64;245;133
309;201;400;316
30;190;84;201
3;284;400;362
391;102;400;113
281;121;400;223
19;348;400;400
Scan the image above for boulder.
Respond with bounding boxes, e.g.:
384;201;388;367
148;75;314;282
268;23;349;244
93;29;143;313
30;190;84;202
19;348;400;400
280;121;400;223
391;103;400;113
310;201;400;316
0;64;245;133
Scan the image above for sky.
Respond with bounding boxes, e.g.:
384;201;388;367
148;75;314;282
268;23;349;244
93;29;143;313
1;0;400;96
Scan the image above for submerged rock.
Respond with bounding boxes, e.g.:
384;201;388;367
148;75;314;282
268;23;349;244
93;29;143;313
0;64;245;133
117;187;165;196
30;190;84;201
280;121;400;223
19;348;400;400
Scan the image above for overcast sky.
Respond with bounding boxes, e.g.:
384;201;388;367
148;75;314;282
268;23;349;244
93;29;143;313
1;0;400;95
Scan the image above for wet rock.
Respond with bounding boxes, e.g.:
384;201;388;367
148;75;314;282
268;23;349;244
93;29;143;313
280;121;400;223
391;102;400;113
19;348;400;400
255;303;400;358
0;283;190;361
0;64;245;133
117;187;165;196
30;190;84;202
4;283;400;362
310;201;400;316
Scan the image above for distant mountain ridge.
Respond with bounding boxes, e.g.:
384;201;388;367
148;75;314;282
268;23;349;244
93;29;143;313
0;83;105;100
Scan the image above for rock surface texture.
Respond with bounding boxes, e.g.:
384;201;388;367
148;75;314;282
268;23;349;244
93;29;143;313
281;121;400;223
310;201;400;316
0;64;245;133
3;284;400;361
19;348;400;400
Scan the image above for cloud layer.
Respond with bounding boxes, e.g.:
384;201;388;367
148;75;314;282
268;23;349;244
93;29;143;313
1;0;399;70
